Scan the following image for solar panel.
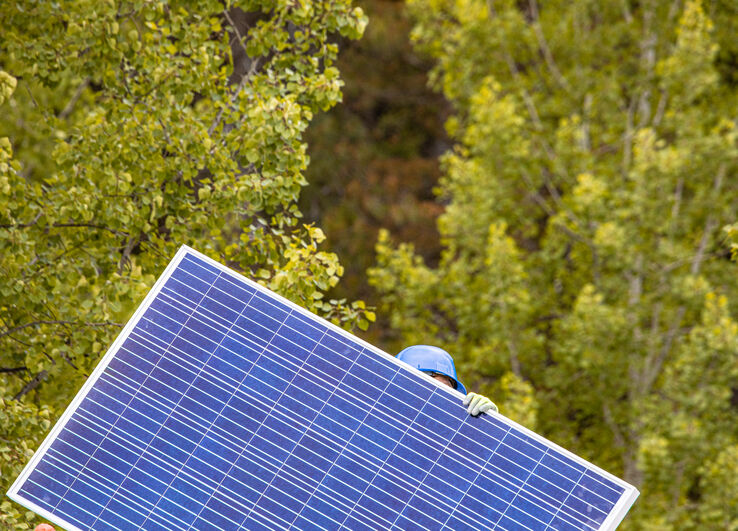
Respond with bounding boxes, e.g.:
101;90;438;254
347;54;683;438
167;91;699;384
8;246;638;530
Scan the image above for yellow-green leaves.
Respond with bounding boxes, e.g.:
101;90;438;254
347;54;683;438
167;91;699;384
0;398;55;529
725;223;738;261
495;372;537;430
1;1;372;523
698;445;738;529
376;0;738;527
0;70;17;105
658;0;719;107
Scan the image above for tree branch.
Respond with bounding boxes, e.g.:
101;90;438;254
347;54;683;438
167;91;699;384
210;56;261;138
223;8;251;59
642;305;685;392
507;339;522;378
621;0;633;23
669;177;683;236
0;366;28;374
13;370;48;401
652;89;668;127
52;222;128;236
209;9;263;138
486;0;543;131
581;93;592;152
0;212;42;229
603;402;626;449
622;96;637;175
0;218;127;237
58;78;90;120
641;165;725;391
1;320;123;340
528;0;571;93
637;6;656;128
118;235;139;273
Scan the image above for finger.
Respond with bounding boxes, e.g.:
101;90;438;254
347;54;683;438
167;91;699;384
469;394;484;415
480;400;498;414
465;394;476;413
462;392;475;406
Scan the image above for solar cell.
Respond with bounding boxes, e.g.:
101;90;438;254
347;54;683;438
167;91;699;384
8;245;638;530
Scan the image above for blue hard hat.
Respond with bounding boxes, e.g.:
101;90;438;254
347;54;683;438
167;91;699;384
396;345;467;395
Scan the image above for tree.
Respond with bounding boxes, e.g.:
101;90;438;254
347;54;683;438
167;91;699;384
299;0;449;313
0;0;370;527
370;0;738;527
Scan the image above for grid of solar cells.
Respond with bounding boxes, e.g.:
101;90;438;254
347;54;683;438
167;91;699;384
10;249;635;531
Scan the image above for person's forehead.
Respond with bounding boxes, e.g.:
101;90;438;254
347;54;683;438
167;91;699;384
431;373;454;385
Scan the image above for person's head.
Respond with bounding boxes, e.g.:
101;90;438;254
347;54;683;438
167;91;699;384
396;345;466;394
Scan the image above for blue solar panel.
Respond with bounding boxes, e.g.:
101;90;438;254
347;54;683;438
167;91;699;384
8;246;638;530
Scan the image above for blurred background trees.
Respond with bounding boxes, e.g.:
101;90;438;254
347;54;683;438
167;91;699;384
299;0;449;313
370;0;738;527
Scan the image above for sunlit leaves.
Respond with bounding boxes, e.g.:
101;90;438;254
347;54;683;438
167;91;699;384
1;1;370;525
372;0;738;527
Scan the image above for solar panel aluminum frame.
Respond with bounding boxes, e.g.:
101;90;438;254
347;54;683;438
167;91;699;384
7;245;639;530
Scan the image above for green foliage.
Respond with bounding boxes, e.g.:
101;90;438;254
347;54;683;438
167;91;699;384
0;397;54;529
1;0;369;525
371;0;738;527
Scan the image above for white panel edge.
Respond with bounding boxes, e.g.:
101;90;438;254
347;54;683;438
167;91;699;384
180;246;641;509
5;245;191;527
599;485;640;530
8;243;640;528
4;492;83;531
177;246;466;399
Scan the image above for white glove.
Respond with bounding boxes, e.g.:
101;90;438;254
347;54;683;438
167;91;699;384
462;392;498;416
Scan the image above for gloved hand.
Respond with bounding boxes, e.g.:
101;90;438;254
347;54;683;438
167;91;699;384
463;392;498;416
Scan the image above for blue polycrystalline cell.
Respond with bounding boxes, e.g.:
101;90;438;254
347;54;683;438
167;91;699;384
8;246;639;531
